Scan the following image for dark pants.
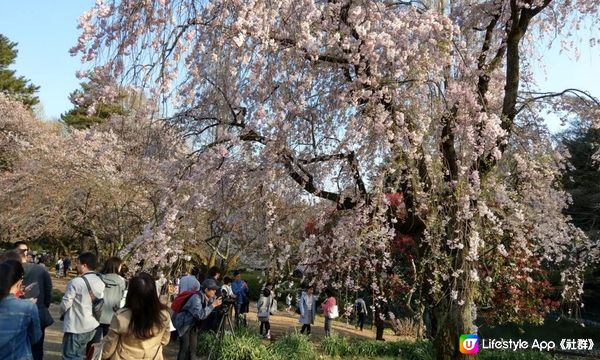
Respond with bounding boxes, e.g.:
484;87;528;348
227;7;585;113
31;328;45;360
357;313;366;331
324;317;332;337
177;327;198;360
300;324;311;335
177;329;192;360
259;321;270;335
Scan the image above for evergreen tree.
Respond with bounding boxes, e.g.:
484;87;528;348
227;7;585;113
561;120;600;320
0;34;39;109
561;122;600;237
61;80;129;129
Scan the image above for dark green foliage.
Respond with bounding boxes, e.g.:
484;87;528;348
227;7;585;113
270;333;318;360
561;123;600;235
242;271;262;301
61;81;128;129
560;121;600;320
0;34;39;109
321;335;433;359
197;328;277;360
198;331;557;359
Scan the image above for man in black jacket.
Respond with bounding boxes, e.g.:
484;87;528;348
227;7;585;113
14;241;54;360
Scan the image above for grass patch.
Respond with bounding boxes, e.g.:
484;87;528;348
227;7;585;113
271;332;318;360
198;330;554;359
197;327;277;360
321;335;432;359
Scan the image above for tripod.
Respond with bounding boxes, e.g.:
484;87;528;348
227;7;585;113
207;304;235;360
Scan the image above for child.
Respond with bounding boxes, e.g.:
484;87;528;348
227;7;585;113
257;288;273;339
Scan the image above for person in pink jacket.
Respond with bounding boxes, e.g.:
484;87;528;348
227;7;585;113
321;288;336;337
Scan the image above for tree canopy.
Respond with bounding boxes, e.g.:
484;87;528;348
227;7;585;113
0;34;39;109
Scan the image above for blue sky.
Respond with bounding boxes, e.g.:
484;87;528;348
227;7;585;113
0;1;93;120
0;1;598;132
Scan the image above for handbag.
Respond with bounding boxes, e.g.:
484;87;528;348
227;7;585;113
82;274;104;321
86;341;103;360
330;305;339;319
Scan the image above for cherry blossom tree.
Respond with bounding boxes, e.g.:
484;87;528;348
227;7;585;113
0;100;183;257
74;0;600;358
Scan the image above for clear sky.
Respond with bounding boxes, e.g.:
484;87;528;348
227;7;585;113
0;1;598;132
0;0;94;120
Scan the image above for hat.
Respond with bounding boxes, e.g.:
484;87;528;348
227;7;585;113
202;278;220;290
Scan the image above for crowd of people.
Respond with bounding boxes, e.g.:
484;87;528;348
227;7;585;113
0;243;372;360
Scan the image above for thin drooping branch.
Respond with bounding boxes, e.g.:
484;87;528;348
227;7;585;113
516;88;600;114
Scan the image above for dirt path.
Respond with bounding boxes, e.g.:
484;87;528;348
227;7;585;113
44;274;403;359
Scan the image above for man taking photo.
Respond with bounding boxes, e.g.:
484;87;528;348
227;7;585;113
173;278;223;360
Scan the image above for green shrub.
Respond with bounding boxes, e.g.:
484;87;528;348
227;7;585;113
271;332;318;360
196;331;218;355
321;338;433;359
242;271;262;301
321;334;351;356
392;341;434;360
197;328;276;360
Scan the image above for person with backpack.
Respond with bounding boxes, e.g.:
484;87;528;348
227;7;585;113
257;288;275;339
178;266;200;294
101;273;171;360
99;257;126;336
60;252;105;360
321;288;337;337
354;296;368;331
0;259;42;360
172;278;223;360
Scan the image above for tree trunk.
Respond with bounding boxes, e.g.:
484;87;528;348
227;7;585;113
432;283;477;360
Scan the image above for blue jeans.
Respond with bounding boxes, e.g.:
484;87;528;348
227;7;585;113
62;330;96;360
234;303;243;327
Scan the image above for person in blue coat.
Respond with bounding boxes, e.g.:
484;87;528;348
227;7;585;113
298;285;317;335
0;259;42;360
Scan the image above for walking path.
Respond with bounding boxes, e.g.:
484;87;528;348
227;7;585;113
44;274;403;359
